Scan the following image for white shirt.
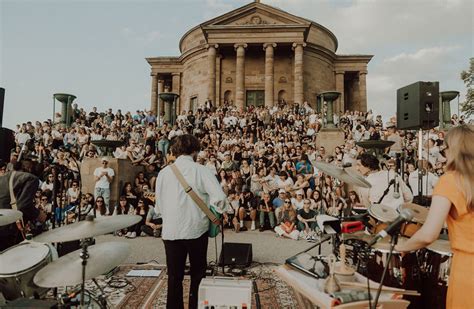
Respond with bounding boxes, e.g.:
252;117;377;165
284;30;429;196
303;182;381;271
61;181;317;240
155;155;227;240
93;167;114;189
408;171;439;196
357;170;413;211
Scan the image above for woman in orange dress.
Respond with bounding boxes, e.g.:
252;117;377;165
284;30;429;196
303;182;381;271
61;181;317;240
396;125;474;309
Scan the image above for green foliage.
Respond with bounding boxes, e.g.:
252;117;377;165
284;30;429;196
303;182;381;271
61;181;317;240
460;57;474;117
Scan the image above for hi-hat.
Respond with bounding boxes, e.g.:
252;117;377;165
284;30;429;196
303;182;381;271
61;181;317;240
0;209;22;226
314;161;371;188
32;215;141;243
34;242;130;287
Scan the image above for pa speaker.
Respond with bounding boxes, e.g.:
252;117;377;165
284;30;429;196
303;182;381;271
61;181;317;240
0;127;15;163
219;242;252;267
397;81;439;130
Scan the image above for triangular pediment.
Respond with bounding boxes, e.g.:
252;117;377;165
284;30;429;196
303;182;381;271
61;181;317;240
202;2;310;27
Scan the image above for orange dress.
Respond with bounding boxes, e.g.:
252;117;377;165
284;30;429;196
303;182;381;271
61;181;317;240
432;172;474;309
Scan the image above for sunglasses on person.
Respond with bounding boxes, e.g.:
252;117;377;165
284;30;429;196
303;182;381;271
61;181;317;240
284;200;291;203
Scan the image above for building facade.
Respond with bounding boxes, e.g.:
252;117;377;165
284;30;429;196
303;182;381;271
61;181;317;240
147;1;372;115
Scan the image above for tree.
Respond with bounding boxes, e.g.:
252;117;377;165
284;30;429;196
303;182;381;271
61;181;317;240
460;57;474;117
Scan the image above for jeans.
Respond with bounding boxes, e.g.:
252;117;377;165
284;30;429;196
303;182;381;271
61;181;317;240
259;211;275;229
297;221;318;232
163;232;208;309
94;187;111;214
157;139;169;156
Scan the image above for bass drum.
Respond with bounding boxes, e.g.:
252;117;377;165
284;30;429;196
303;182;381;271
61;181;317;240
0;242;58;300
419;239;452;309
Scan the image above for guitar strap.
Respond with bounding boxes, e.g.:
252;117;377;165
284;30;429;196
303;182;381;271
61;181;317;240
169;164;219;224
9;171;26;238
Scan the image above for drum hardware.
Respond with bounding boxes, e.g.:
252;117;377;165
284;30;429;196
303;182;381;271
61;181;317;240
370;233;399;309
324;255;341;294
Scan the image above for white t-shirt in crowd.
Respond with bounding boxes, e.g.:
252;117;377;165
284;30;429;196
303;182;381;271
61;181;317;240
94;167;115;189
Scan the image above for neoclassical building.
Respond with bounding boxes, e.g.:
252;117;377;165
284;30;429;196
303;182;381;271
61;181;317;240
147;0;372;115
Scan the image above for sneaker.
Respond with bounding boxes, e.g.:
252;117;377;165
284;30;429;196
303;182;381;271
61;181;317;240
153;229;161;237
124;232;132;238
240;226;248;232
251;222;256;231
140;231;147;237
259;227;265;232
127;232;137;239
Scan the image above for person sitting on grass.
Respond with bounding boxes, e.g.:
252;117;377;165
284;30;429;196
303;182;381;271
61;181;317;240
274;198;299;240
141;205;162;237
297;199;318;241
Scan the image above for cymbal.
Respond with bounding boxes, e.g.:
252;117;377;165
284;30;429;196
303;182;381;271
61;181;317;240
0;209;22;226
34;242;130;287
356;140;395;150
314;161;371;188
32;215;141;243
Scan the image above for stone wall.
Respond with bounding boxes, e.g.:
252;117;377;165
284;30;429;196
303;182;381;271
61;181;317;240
181;52;208;110
303;51;335;108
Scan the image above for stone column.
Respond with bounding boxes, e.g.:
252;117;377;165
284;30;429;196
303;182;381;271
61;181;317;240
335;70;345;114
359;70;368;112
157;79;164;118
292;43;306;105
234;43;247;110
172;73;181;113
150;74;158;114
264;43;277;107
216;54;222;106
207;44;218;106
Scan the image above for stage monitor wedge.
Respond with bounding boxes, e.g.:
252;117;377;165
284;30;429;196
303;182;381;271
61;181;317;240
219;242;252;267
397;81;439;130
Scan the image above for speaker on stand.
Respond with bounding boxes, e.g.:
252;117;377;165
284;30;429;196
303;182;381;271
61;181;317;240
396;81;439;130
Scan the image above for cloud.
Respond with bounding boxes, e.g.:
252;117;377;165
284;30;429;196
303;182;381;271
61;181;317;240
385;46;461;63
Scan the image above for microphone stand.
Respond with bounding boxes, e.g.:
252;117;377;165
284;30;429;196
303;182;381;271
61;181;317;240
371;233;399;309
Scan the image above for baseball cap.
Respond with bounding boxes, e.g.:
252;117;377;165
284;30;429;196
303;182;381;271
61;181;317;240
102;157;109;162
278;189;286;194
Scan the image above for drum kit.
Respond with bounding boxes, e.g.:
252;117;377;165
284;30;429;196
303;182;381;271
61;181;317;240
313;161;453;309
0;209;141;308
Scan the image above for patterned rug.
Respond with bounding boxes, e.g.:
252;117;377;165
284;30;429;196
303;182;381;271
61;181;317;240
149;263;303;309
66;263;304;308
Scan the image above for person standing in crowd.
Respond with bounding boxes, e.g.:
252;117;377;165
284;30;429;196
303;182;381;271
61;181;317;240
396;125;474;309
93;157;115;214
155;135;227;309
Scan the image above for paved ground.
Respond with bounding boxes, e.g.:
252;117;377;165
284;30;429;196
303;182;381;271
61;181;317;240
96;229;333;265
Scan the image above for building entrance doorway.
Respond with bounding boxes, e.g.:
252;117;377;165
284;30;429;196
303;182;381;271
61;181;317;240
246;90;264;107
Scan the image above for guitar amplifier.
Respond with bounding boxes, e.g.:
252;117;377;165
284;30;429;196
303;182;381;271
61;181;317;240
198;277;252;309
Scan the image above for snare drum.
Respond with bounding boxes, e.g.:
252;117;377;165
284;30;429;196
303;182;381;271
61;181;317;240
368;204;398;234
0;242;57;300
419;239;452;309
398;203;428;237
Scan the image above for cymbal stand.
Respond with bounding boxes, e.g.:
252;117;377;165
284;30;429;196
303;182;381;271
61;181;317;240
92;278;108;309
371;234;399;309
79;237;93;308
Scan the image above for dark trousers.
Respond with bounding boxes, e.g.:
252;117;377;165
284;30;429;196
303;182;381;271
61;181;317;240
163;232;208;309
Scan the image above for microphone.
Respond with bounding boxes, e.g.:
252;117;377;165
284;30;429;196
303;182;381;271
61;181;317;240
368;209;413;246
393;176;400;199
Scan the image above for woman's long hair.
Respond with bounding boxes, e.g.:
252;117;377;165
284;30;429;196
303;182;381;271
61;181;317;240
444;125;474;211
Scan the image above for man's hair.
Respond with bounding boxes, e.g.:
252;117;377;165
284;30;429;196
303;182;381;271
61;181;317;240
170;134;201;157
357;153;380;171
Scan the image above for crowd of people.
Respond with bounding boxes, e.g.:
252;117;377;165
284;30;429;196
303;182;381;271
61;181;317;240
4;100;469;241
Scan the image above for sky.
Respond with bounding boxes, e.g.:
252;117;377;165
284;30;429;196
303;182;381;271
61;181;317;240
1;0;472;130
